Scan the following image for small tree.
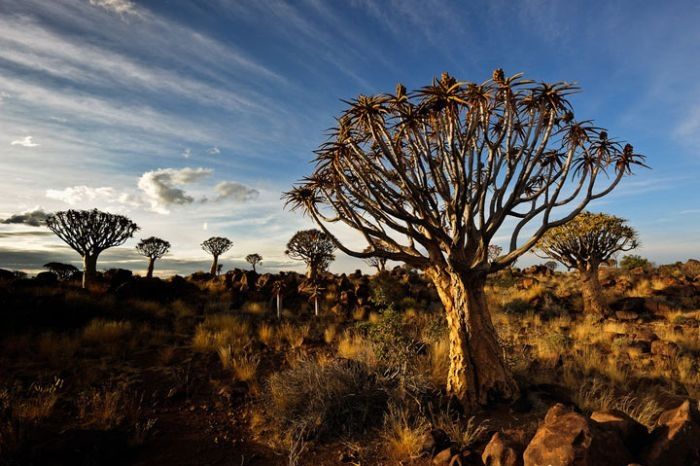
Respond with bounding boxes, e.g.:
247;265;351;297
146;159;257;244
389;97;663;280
543;260;559;272
285;70;646;409
285;229;335;280
363;246;387;273
534;212;638;315
246;253;263;273
201;237;233;275
135;237;171;278
46;209;139;288
43;262;79;281
619;254;651;271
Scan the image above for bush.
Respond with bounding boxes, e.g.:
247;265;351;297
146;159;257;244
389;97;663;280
369;272;404;308
619;254;651;271
355;309;418;368
264;358;387;447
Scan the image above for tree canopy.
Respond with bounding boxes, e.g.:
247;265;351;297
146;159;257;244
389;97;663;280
201;237;233;256
534;212;638;270
46;209;139;257
136;237;171;260
285;229;335;278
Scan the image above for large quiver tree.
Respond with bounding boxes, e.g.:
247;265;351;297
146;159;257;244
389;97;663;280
46;209;139;288
534;212;638;315
285;70;647;410
285;229;336;280
136;236;171;278
201;236;233;275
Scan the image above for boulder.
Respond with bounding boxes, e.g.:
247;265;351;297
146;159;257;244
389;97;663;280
482;431;524;466
590;409;648;454
523;403;633;466
421;428;452;455
434;447;455;465
641;400;700;466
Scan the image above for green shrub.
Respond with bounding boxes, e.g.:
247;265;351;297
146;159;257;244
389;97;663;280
619;255;651;271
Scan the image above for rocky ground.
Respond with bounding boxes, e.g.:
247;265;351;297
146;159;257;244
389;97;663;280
0;261;698;465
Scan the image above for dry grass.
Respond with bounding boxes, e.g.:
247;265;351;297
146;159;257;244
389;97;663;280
82;319;133;344
258;323;276;347
279;323;309;349
337;332;377;367
382;403;428;462
323;324;337;345
232;353;260;382
192;314;252;352
12;378;63;422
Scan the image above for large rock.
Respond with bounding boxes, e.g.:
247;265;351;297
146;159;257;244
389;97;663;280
482;431;524;466
641;400;700;466
523;403;633;466
610;297;646;314
421;428;452;456
590;409;648;454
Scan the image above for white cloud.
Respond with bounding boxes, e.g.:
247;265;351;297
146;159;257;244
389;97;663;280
137;167;212;214
11;136;39;147
207;146;221;155
46;185;120;205
203;222;208;231
182;147;192;158
214;181;259;202
88;0;140;17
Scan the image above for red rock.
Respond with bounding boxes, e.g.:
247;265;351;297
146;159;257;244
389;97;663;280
523;403;633;466
482;431;523;466
641;400;700;466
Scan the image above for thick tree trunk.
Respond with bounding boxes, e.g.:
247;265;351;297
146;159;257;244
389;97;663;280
427;268;518;411
82;254;98;289
306;264;315;280
146;258;155;278
210;255;219;276
580;265;606;316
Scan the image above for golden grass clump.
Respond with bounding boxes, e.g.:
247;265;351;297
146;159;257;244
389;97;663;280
382;403;428;462
279;323;309;349
258;323;276;347
82;319;133;344
12;378;63;423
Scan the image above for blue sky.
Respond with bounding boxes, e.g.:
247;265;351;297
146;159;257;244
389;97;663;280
0;0;699;275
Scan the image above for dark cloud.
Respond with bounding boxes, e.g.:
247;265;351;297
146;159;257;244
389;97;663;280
0;231;53;239
1;208;50;226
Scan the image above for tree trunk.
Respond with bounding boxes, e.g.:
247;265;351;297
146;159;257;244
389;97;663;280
82;254;98;289
580;265;606;316
146;258;155;278
252;263;257;273
427;268;519;411
306;263;315;280
277;294;282;319
210;255;219;276
314;296;319;317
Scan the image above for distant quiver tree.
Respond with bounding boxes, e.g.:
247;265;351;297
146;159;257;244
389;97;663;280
285;229;336;280
245;253;263;273
43;262;79;281
46;209;139;288
285;69;647;410
535;212;638;315
135;237;171;278
201;236;233;275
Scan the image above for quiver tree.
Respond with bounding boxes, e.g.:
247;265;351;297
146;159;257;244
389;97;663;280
135;237;171;278
285;70;647;410
43;262;79;281
534;212;638;315
46;209;139;288
285;229;336;280
271;279;286;319
201;237;233;275
245;253;262;273
363;246;387;273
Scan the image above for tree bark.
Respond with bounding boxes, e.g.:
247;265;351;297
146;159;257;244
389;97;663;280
306;263;315;280
210;255;219;276
580;265;606;316
427;268;519;411
82;253;98;289
146;257;155;278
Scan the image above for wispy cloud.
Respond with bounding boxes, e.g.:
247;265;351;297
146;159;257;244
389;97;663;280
88;0;141;17
208;146;221;155
11;136;39;147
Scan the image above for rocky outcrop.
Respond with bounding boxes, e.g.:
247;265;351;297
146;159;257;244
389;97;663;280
641;400;700;466
482;431;524;466
523;403;633;466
